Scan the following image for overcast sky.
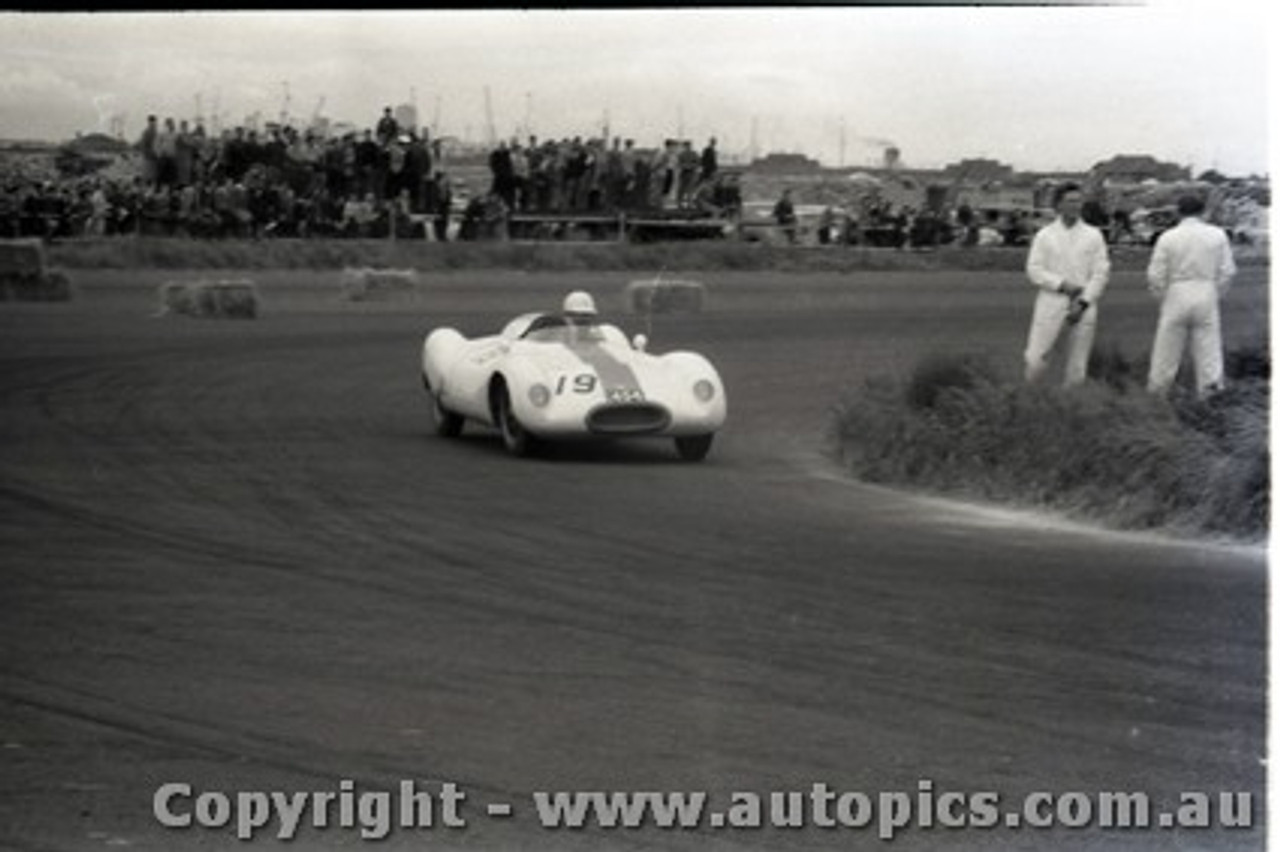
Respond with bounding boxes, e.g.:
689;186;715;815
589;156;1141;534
0;6;1270;175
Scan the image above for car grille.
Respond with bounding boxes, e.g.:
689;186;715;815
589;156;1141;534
587;403;671;435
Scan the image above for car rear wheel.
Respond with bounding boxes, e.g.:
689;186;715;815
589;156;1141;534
423;374;464;438
496;386;534;457
674;434;714;462
431;394;464;438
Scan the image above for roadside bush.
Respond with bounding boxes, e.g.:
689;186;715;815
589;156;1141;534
830;346;1269;540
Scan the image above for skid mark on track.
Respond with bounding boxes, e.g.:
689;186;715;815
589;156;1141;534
791;448;1266;560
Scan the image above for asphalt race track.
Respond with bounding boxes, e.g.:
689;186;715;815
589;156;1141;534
0;265;1269;851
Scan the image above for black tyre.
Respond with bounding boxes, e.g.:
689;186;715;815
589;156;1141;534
423;373;464;437
674;434;714;462
496;386;533;457
431;394;464;438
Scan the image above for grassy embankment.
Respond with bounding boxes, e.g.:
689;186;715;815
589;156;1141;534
46;236;1269;274
830;346;1269;541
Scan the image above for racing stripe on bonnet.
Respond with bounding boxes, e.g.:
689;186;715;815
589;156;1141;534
570;341;641;394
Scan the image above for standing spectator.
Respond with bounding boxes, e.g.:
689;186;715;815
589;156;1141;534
488;140;515;208
509;140;529;212
583;139;603;212
386;134;408;201
564;137;587;211
87;180;109;237
155;117;178;187
773;189;797;244
525;137;546;213
1022;183;1111;387
659;140;679;208
1145;194;1237;397
354;130;379;199
137;115;159;186
700;137;718;184
376;107;398;147
433;171;452;242
817;206;835;245
404;131;431;213
677;140;699;208
619;139;639;209
191;123;213;185
174;120;194;187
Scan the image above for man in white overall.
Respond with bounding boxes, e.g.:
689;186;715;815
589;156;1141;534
1145;194;1237;397
1023;183;1111;387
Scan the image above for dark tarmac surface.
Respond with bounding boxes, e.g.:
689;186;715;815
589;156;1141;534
0;267;1268;850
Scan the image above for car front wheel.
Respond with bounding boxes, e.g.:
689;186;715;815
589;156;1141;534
496;387;534;457
674;434;714;462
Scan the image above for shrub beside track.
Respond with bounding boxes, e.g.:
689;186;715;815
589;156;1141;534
830;348;1269;541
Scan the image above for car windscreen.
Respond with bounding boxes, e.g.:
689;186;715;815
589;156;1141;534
521;316;607;345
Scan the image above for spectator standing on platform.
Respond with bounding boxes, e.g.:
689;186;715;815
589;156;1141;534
700;137;718;184
432;171;452;242
677;141;699;208
489;140;515;209
355;130;379;199
773;189;797;244
1145;194;1237;397
174;120;195;187
376;107;398;146
138;115;159;186
155;117;178;187
620;139;639;208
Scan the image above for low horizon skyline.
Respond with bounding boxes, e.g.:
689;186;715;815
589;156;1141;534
0;8;1269;177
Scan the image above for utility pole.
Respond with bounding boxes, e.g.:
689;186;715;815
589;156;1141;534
524;92;532;138
749;116;758;163
839;117;846;169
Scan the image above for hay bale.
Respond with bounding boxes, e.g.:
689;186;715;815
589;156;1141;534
0;239;44;277
625;278;707;314
340;266;422;301
157;279;258;319
0;239;72;301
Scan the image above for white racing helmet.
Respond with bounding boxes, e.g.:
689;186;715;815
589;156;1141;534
562;290;598;316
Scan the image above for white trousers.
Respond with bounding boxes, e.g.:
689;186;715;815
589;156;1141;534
1024;292;1097;387
1147;281;1223;395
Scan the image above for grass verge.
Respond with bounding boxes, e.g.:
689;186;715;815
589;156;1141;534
46;237;1269;274
829;345;1269;541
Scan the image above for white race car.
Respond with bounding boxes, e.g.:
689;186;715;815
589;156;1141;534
420;292;726;460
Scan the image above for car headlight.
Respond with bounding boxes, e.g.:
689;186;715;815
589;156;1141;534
528;383;551;408
693;379;716;402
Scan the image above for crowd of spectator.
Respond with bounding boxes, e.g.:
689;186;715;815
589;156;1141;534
0;110;747;242
1;107;459;241
0;108;1264;249
483;135;738;216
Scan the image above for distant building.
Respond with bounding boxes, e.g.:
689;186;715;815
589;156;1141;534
1090;154;1190;184
748;152;823;174
940;157;1015;185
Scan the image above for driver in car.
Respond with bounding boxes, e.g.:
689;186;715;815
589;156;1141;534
561;290;603;343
